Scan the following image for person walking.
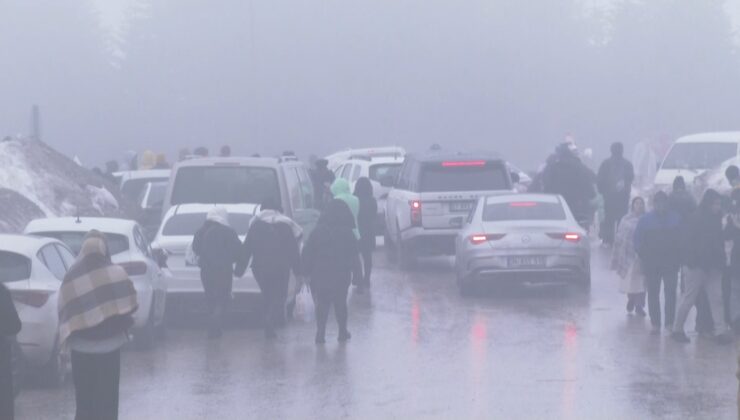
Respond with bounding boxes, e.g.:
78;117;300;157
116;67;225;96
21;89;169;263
543;143;597;225
302;199;360;344
58;233;138;420
634;191;682;334
192;207;243;338
672;189;731;344
0;283;21;420
611;196;647;316
354;177;378;293
331;178;360;235
597;142;634;245
235;198;302;339
310;159;336;209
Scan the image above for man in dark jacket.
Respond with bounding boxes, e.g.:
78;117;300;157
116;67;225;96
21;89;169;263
235;198;302;339
543;143;597;224
634;191;682;333
310;159;336;210
1;283;21;420
192;207;243;338
597;142;634;245
672;189;730;344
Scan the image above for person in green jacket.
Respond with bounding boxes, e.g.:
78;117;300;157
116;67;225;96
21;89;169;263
331;178;360;238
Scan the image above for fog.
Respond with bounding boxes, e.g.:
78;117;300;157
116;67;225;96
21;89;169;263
1;0;739;169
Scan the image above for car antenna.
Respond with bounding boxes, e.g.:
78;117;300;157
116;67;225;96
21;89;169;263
75;208;82;224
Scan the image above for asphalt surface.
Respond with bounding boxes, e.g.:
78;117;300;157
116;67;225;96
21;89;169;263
15;244;738;419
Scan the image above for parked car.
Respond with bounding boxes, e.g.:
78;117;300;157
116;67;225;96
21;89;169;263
114;169;171;204
383;152;514;268
0;234;74;386
24;217;167;348
455;193;590;295
654;132;740;190
325;146;405;172
333;153;405;233
137;180;169;240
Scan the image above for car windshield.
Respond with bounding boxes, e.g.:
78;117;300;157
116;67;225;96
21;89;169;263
369;163;402;182
0;251;31;283
483;201;566;221
171;166;280;205
162;213;253;236
661;142;737;170
32;232;130;256
419;162;509;192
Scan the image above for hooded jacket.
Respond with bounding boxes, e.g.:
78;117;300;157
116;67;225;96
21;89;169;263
192;208;243;300
331;178;360;237
235;210;301;277
633;209;682;272
683;206;725;271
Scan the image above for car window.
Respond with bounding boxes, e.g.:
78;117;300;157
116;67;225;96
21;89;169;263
32;231;130;256
351;165;362;182
39;245;67;281
121;177;167;203
0;251;32;283
419;161;510;192
483;201;566;221
284;168;307;210
171;166;280;205
340;164;352;179
661;142;738;170
55;244;76;269
162;213;253;236
133;227;151;257
369;163;402;182
296;167;315;209
396;161;412;190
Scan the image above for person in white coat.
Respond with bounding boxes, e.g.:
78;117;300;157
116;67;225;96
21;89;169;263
611;197;647;315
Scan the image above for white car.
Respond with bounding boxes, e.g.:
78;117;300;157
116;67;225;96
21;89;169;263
326;146;406;172
152;203;299;310
654;132;740;190
1;234;74;386
333;154;405;233
114;169;171;204
384;152;515;268
24;217;167;347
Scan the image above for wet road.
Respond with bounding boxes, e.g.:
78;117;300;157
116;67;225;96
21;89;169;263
16;245;737;419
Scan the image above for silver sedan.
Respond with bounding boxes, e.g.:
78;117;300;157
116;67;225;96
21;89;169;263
455;193;590;295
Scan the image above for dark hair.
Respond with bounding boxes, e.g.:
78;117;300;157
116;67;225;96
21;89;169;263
700;188;722;210
318;199;356;230
261;196;282;213
610;142;624;157
672;176;686;191
354;177;374;199
631;196;645;209
726;165;740;182
653;190;669;205
315;159;329;169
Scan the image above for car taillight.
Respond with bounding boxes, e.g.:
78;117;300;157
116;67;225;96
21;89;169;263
469;233;506;244
120;261;148;276
12;290;51;308
410;200;422;227
547;233;581;242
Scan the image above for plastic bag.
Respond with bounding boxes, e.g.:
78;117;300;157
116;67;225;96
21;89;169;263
293;284;315;323
185;241;199;267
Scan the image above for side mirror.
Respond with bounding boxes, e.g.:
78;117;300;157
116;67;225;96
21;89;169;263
510;171;521;184
380;175;395;188
152;248;168;269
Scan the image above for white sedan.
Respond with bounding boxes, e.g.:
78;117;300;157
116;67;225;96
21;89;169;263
1;234;74;386
25;217;167;347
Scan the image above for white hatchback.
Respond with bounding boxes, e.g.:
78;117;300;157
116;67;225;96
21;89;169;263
24;217;167;347
1;234;74;386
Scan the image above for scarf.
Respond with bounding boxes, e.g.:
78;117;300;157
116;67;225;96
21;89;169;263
58;237;138;345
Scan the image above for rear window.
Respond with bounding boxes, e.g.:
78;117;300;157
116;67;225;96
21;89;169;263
121;177;167;202
369;163;402;182
0;251;31;283
32;232;130;256
419;161;509;192
142;182;167;208
661;142;737;170
483;201;566;221
162;213;252;236
171;166;280;205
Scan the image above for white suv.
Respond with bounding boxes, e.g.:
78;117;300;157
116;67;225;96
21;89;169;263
333;154;404;233
383;153;514;268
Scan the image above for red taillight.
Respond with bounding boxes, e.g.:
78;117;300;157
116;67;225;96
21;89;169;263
469;233;506;244
120;261;148;276
12;290;51;308
441;160;486;167
410;200;422;227
547;233;581;242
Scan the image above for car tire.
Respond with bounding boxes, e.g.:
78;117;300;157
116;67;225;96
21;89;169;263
11;340;25;398
135;302;157;350
40;340;69;388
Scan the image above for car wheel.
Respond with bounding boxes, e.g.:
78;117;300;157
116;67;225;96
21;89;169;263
135;302;157;350
11;340;25;398
41;340;69;388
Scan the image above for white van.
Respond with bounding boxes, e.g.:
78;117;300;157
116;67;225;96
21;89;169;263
654;132;740;190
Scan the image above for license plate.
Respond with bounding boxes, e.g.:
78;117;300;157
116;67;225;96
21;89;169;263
450;201;474;212
507;256;546;268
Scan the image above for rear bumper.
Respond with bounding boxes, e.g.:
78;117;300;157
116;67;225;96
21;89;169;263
15;305;57;367
401;230;459;256
458;251;589;284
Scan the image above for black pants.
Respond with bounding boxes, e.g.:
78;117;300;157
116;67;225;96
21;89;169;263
695;288;714;333
646;267;678;328
254;269;290;334
72;349;121;420
315;283;350;338
201;270;232;335
627;292;645;309
0;341;13;420
360;248;373;287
